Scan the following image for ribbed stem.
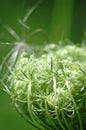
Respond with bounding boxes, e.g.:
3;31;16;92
50;0;74;42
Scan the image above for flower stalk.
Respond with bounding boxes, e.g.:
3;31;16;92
50;0;74;42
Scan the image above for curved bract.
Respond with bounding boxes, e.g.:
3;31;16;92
6;43;86;130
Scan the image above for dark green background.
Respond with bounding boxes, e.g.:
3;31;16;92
0;0;86;130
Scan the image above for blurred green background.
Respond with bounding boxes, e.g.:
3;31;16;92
0;0;86;130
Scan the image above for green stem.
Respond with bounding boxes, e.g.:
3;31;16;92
66;80;83;130
27;81;52;130
69;93;83;130
61;110;70;130
53;76;66;130
50;0;74;42
27;81;44;130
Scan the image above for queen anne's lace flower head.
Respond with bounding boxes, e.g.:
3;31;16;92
2;43;86;130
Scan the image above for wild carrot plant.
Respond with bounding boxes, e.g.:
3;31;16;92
0;1;86;130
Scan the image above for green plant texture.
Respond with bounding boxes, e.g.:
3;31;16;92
0;0;86;130
3;43;86;130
